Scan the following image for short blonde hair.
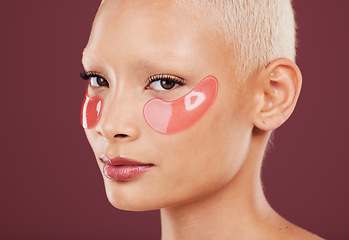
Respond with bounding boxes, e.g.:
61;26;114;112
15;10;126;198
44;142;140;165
176;0;296;82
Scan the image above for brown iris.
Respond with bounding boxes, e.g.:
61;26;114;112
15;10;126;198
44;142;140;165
95;77;109;87
160;79;176;90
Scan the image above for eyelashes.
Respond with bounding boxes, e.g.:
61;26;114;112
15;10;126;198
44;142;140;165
80;71;185;90
146;74;185;91
80;71;99;80
80;71;109;87
147;74;184;85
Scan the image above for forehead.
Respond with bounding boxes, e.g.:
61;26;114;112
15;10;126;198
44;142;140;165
86;0;204;52
92;0;206;35
83;0;230;71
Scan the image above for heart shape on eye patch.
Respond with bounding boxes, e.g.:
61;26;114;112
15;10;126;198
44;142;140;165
143;76;218;134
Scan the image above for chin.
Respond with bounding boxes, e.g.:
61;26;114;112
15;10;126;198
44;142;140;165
104;185;162;211
106;195;162;212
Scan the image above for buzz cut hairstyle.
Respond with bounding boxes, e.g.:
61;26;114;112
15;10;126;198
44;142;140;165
175;0;297;82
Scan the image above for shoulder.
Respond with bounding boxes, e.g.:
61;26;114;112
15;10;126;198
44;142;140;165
259;212;325;240
269;221;325;240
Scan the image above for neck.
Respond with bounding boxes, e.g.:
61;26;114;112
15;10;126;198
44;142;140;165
160;132;279;240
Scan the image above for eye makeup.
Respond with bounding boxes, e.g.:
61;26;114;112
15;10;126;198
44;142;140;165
143;76;218;134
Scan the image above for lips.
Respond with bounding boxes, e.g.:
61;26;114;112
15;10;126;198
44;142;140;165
99;155;154;180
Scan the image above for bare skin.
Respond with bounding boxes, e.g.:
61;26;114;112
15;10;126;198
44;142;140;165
160;129;322;240
82;0;324;239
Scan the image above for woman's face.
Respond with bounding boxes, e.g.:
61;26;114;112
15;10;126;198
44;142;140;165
82;0;257;211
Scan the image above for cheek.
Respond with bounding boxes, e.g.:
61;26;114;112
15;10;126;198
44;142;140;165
81;92;103;129
143;76;218;134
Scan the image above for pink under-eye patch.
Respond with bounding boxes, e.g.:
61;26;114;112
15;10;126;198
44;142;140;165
143;76;218;134
81;91;103;129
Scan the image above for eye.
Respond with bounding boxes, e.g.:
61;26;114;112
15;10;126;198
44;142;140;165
80;71;109;87
147;74;184;91
90;76;109;87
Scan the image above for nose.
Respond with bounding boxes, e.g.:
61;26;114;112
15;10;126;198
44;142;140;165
95;93;141;142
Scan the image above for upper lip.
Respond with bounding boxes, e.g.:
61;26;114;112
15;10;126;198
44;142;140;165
99;155;152;166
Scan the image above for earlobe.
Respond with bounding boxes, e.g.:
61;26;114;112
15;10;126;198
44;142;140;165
254;58;302;131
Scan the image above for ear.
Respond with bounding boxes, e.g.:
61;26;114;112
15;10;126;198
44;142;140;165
253;58;302;131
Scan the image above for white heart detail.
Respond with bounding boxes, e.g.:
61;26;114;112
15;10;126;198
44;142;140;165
184;91;206;111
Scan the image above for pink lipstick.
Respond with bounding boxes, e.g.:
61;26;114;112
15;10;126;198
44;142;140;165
100;155;154;181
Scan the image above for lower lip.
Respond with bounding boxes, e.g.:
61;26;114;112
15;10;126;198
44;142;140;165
103;164;153;180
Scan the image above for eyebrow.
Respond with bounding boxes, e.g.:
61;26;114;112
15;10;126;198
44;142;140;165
82;47;200;75
134;49;200;72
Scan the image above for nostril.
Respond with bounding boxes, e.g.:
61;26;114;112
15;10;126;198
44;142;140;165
114;134;128;138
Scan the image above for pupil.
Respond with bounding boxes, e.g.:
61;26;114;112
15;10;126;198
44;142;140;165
97;77;108;86
161;79;175;89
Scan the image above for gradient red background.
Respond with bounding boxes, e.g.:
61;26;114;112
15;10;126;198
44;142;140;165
1;1;348;239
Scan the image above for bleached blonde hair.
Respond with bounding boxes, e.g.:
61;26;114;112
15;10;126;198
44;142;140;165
176;0;296;82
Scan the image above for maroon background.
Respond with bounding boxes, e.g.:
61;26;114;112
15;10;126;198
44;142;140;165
1;1;348;239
